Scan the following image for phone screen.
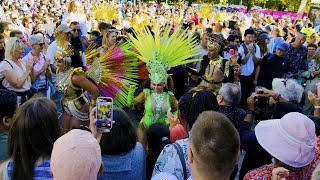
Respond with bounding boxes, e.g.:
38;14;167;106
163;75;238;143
96;97;113;130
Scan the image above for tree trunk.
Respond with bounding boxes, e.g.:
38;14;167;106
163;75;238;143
246;0;252;12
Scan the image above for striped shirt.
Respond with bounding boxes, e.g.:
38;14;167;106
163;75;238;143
7;159;52;179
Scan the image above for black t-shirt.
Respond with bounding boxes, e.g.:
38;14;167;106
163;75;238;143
257;53;286;89
70;37;83;53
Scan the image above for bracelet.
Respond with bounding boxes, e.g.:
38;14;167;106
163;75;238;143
315;106;320;109
273;93;281;102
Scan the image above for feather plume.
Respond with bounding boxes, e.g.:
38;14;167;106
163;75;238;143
86;43;139;107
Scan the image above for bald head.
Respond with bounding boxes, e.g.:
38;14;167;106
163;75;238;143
189;111;240;179
218;83;241;107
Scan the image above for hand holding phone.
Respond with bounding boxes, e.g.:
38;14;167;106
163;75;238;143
89;107;111;143
96;97;113;130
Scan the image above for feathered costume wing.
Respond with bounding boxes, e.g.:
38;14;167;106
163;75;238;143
85;43;139;107
92;2;119;22
200;4;213;19
55;31;138;107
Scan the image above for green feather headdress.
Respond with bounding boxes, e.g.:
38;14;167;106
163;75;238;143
128;24;201;85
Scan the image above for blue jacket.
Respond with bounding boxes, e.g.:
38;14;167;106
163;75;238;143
98;142;146;180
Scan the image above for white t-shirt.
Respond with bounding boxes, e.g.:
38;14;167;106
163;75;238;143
0;59;31;92
46;41;58;82
46;41;58;65
238;43;261;76
61;12;88;35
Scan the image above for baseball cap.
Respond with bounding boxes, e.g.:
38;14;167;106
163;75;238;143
56;24;71;33
276;42;289;51
258;33;272;40
255;112;316;167
51;129;102;180
88;30;100;37
265;25;273;31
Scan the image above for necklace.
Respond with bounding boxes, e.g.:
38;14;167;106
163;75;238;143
209;57;221;66
152;91;165;122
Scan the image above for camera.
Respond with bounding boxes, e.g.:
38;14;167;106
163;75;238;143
254;90;269;109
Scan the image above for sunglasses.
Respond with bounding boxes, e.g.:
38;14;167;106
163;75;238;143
35;43;45;47
72;29;80;32
55;58;64;62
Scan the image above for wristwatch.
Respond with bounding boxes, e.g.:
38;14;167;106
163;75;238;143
246;110;254;115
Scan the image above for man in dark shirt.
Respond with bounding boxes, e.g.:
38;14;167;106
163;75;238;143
217;83;246;132
70;21;83;53
283;32;308;85
254;42;289;90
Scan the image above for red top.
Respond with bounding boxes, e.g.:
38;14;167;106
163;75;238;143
244;137;320;180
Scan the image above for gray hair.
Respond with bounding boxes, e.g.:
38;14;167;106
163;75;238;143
272;78;304;103
29;34;44;46
219;83;241;107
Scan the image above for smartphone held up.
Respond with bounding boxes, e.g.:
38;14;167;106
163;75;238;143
96;97;114;130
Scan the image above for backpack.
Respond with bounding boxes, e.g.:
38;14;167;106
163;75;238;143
241;43;256;56
0;60;13;90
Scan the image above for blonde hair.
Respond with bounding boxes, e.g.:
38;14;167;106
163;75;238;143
274;27;284;37
102;30;116;50
54;50;72;71
5;37;24;60
68;1;83;14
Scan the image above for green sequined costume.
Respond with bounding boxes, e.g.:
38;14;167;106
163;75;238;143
128;88;178;131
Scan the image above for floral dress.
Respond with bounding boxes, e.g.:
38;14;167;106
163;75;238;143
152;138;190;180
302;59;320;79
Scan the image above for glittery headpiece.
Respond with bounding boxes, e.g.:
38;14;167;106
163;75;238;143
146;58;170;84
128;24;201;85
207;33;227;53
54;31;74;67
55;31;74;58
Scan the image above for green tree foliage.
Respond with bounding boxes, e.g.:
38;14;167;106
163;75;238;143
164;0;310;12
240;0;311;11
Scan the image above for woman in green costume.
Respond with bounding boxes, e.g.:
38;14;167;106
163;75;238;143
127;63;178;131
127;24;200;131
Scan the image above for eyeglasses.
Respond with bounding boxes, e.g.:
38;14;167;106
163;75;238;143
72;29;80;32
35;43;45;47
